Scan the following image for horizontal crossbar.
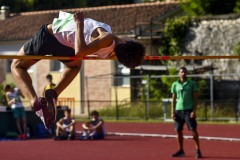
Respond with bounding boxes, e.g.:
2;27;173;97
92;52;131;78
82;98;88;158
0;55;239;60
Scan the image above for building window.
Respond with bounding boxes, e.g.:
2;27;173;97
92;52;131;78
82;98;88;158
113;61;130;87
6;59;12;72
50;60;64;71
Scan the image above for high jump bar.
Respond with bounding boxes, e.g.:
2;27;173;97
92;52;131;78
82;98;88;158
0;55;239;60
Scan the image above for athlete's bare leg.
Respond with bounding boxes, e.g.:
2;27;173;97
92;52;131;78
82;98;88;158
11;47;39;107
53;60;82;96
12;47;81;102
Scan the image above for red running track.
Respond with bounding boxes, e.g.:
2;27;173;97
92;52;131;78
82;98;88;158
0;122;240;160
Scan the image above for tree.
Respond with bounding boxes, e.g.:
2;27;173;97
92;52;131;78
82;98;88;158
0;0;87;13
0;0;135;13
180;0;240;16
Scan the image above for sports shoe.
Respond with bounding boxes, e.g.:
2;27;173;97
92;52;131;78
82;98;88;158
54;136;62;141
68;134;75;140
196;149;202;159
172;149;185;157
34;97;55;129
18;134;27;139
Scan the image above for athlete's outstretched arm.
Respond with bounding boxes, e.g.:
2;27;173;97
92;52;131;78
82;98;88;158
73;11;114;58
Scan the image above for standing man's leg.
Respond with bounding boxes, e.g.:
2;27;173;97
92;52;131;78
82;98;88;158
192;128;200;150
187;111;202;158
192;128;202;158
176;130;184;151
172;111;185;157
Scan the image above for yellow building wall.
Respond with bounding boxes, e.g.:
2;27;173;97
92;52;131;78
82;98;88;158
5;72;81;115
5;70;130;116
111;87;131;104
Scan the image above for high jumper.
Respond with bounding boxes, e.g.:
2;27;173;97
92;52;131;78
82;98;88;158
11;11;146;129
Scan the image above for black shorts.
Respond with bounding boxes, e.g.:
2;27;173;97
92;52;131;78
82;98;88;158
23;24;75;63
174;110;197;131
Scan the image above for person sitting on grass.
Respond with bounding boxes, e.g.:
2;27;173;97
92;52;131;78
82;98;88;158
80;110;105;140
54;108;75;140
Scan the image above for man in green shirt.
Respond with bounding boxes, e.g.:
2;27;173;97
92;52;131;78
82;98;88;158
171;66;202;158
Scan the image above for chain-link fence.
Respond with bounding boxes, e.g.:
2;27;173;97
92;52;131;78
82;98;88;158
84;73;240;122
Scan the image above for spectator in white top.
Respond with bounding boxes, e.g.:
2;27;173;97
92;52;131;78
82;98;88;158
5;84;27;139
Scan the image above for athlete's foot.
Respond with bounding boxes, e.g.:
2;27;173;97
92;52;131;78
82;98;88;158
196;149;202;159
34;97;55;129
172;149;185;157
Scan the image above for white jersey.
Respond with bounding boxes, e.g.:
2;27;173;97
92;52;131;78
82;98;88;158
6;88;23;109
52;11;115;59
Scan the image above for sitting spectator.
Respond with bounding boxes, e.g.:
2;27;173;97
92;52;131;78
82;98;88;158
80;110;105;140
54;108;75;140
5;84;27;139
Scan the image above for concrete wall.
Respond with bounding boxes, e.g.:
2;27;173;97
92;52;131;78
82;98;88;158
183;15;240;77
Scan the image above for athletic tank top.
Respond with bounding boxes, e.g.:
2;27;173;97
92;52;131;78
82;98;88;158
52;11;115;59
91;118;105;134
45;83;55;90
7;88;23;109
62;117;73;132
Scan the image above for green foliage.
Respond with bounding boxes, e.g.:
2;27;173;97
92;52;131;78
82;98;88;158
144;0;166;2
99;103;163;120
0;83;16;106
196;79;209;100
149;79;166;100
161;68;178;93
159;16;192;56
180;0;239;16
0;0;87;12
0;0;135;13
86;0;134;7
98;101;236;121
234;1;240;13
232;42;240;56
0;84;7;106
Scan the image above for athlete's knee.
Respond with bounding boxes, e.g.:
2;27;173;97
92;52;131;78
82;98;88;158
65;61;82;71
192;129;199;137
11;59;18;70
11;59;26;71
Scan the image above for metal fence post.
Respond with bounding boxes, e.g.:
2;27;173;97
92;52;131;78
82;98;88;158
145;75;150;121
115;78;119;120
85;77;90;119
210;74;214;121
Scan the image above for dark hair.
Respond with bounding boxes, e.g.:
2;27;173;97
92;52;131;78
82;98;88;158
46;74;53;80
179;66;187;72
115;41;145;69
4;84;11;91
65;108;71;113
90;110;99;116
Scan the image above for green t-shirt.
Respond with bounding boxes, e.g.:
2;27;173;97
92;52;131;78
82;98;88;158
171;79;198;110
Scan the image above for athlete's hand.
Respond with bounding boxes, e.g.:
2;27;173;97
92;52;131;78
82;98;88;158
74;11;84;24
171;112;175;120
190;111;196;119
11;98;16;104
